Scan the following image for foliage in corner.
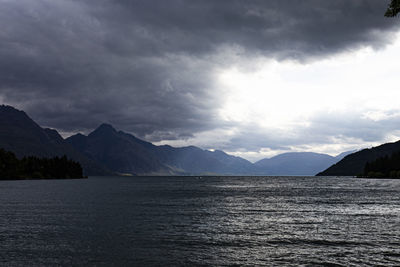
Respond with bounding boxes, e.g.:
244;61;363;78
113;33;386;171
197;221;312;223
385;0;400;17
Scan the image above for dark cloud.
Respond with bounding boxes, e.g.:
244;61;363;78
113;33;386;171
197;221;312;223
0;0;398;145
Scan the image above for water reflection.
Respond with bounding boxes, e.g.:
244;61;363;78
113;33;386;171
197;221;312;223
0;176;399;266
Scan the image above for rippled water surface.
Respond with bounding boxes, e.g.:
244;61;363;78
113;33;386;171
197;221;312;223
1;176;400;266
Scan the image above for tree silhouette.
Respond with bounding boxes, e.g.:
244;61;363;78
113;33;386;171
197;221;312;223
362;151;400;178
0;148;84;179
385;0;400;17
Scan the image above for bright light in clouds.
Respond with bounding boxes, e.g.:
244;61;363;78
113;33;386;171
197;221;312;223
157;33;400;162
218;35;400;129
207;33;400;160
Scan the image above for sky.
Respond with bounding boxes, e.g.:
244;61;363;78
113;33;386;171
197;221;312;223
1;0;400;162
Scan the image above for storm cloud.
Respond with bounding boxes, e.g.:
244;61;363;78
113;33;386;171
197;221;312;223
0;0;399;157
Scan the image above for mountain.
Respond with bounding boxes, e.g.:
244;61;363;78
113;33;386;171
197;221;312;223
0;105;58;157
317;141;400;176
66;124;173;175
153;146;254;175
0;105;110;176
66;125;254;175
254;152;338;176
1;105;360;176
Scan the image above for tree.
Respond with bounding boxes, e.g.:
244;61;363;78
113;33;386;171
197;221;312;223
0;148;84;179
385;0;400;17
362;151;400;178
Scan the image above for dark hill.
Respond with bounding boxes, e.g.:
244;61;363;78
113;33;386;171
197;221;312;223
0;105;110;176
0;105;55;157
317;140;400;176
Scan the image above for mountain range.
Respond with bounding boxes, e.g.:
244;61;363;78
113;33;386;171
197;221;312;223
0;105;357;176
65;124;353;176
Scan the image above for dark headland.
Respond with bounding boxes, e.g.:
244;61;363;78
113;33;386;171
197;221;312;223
317;140;400;178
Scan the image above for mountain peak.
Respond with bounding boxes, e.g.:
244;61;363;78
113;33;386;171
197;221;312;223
0;105;31;120
98;123;116;130
0;104;20;112
89;123;117;137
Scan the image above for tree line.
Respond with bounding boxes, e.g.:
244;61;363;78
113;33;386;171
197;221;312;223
0;148;84;180
360;151;400;178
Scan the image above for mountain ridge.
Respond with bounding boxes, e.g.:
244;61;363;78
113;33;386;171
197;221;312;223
66;125;257;175
1;105;356;176
67;125;351;176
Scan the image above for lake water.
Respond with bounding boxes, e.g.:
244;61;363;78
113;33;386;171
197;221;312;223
0;176;400;266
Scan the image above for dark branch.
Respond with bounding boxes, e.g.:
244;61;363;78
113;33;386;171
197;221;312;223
385;0;400;17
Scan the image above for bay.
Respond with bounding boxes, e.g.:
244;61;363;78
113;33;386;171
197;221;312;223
0;176;400;266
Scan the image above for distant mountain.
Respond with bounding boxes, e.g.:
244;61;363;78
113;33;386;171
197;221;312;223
317;141;400;176
66;125;254;175
153;146;254;175
0;105;110;176
254;152;338;176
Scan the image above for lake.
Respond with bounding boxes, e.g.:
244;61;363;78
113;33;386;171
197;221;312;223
0;176;399;266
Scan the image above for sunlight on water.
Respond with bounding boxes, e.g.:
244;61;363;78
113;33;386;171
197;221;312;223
0;176;399;266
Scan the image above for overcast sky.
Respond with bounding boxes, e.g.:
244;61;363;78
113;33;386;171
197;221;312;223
1;0;400;161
